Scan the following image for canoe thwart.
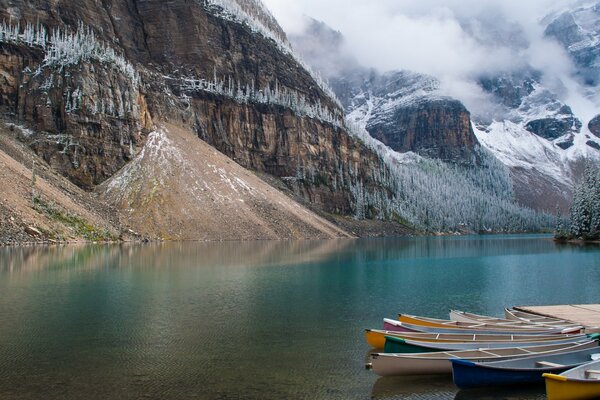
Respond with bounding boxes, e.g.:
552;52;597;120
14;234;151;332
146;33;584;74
585;370;600;379
536;361;566;368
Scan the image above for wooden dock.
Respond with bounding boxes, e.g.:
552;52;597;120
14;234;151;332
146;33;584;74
515;304;600;333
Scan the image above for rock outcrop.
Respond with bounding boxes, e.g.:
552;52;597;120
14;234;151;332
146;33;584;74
290;19;481;166
366;96;479;165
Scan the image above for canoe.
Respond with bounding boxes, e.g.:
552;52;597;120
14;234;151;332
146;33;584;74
384;318;578;336
383;333;600;353
505;308;580;326
399;314;582;334
450;310;582;330
452;346;600;389
365;329;588;350
544;359;600;400
366;340;599;377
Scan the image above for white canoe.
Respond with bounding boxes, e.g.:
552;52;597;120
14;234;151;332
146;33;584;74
393;334;598;352
366;328;588;349
399;313;582;334
504;308;580;326
451;310;583;330
366;340;599;376
386;318;580;335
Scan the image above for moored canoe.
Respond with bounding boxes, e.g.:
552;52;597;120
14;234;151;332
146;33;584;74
399;314;582;334
505;308;579;327
544;359;600;400
451;346;600;389
450;310;582;330
364;329;588;350
383;333;600;353
366;340;599;377
384;318;579;336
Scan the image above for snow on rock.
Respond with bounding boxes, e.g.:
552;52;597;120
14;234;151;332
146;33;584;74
473;121;573;186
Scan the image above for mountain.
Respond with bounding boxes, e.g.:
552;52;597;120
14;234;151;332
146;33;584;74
0;0;413;242
471;2;600;212
290;13;600;214
291;19;480;166
544;1;600;87
0;0;556;243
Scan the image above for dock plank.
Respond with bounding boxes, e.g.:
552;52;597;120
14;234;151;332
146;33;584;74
514;305;600;333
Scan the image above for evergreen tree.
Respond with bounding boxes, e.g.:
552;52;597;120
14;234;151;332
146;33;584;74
568;161;600;240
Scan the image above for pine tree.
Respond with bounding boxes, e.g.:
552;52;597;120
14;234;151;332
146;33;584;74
568;161;600;240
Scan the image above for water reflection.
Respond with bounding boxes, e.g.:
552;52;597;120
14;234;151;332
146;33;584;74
0;239;358;273
1;234;574;274
454;387;545;400
371;375;456;399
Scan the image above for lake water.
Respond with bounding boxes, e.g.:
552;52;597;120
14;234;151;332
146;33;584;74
0;235;599;399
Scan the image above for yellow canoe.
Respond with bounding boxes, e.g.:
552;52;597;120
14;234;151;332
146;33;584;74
544;361;600;400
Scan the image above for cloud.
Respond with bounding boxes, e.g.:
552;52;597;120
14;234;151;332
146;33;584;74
262;0;589;117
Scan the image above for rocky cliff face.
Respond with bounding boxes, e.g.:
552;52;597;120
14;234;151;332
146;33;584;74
291;18;481;166
0;0;397;235
353;93;480;165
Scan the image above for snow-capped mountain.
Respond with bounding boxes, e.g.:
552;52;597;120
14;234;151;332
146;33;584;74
544;1;600;87
290;9;600;213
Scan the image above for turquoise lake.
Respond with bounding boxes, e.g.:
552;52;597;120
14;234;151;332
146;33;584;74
0;235;599;399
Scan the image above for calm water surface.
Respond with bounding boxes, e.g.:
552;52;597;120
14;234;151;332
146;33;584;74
0;235;599;399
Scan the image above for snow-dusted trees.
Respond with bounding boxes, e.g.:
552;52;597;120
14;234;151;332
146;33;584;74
566;162;600;240
201;0;341;109
345;122;554;232
1;20;140;120
0;20;47;47
181;74;344;127
0;20;138;87
44;23;138;86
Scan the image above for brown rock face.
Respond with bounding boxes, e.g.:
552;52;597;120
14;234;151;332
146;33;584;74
178;92;383;214
367;99;480;165
0;0;392;219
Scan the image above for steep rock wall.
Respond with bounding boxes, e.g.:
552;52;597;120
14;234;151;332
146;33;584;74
0;0;393;220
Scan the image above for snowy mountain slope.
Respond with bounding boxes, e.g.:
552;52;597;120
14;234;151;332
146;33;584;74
544;1;600;86
289;14;599;213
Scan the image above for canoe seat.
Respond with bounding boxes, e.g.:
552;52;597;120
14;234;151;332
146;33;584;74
584;370;600;379
535;361;565;368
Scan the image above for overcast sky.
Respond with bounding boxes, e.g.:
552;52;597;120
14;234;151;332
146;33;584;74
261;0;597;119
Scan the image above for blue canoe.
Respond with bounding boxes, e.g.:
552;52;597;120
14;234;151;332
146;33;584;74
451;345;600;389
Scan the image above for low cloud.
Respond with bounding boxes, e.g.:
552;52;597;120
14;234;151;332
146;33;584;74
263;0;591;117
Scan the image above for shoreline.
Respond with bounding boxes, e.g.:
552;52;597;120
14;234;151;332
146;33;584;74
0;231;559;248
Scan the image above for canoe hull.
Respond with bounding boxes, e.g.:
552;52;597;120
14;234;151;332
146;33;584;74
367;341;599;377
452;359;566;389
400;314;581;334
384;337;439;353
383;336;589;353
544;375;600;400
365;328;589;350
384;319;571;335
